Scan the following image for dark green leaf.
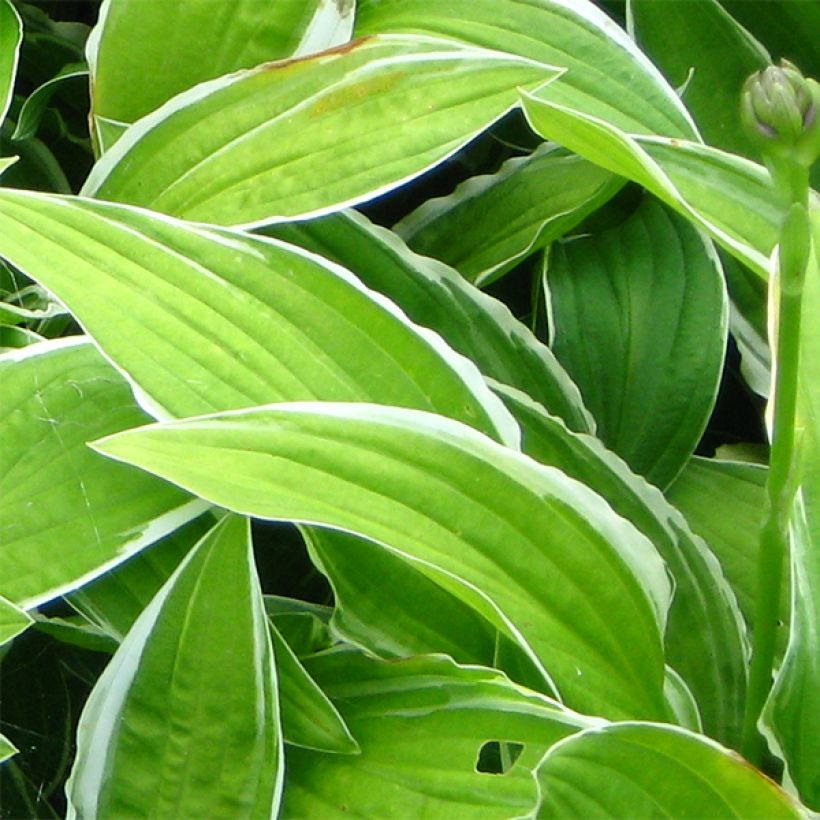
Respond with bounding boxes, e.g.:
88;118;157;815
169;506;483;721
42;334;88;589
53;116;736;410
630;0;769;158
545;197;727;487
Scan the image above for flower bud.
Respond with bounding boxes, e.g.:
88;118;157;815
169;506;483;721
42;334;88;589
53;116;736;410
740;60;820;169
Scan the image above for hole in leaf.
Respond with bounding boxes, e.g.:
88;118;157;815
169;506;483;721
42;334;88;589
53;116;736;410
475;740;524;775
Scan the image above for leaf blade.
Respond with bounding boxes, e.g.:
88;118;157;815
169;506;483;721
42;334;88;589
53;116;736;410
534;722;803;819
0;189;516;447
0;338;203;608
285;649;596;819
65;515;283;819
545;197;727;487
82;34;562;226
93;401;673;722
629;0;769;158
266;209;592;434
0;0;21;126
0;595;32;647
354;0;696;138
520;91;789;278
88;0;355;127
495;383;747;745
395;144;622;286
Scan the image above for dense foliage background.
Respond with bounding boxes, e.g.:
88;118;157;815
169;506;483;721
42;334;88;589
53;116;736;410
0;0;818;817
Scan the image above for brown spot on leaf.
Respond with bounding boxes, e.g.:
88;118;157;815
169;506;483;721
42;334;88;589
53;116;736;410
258;35;376;73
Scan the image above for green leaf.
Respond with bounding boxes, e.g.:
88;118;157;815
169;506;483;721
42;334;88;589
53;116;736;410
494;383;748;745
666;457;783;642
10;62;88;142
0;324;42;351
305;527;498;666
93;114;127;153
306;509;545;695
265;209;592;434
0;155;18;177
67;511;356;756
763;208;820;810
533;722;804;818
723;251;771;396
0;338;204;608
0;189;516;446
0;733;17;765
88;0;355;127
81;34;562;226
31;613;118;655
269;618;358;755
520;91;789;278
719;1;819;78
264;597;333;658
0;0;21;126
0;292;67;327
629;0;769;158
394;144;622;286
284;649;597;819
664;666;703;734
0;595;32;647
0;131;71;193
67;515;216;641
545;197;727;488
94;402;673;722
354;0;696;138
65;515;283;819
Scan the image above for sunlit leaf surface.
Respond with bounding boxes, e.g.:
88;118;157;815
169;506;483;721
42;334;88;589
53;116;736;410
521;91;788;277
496;384;747;745
82;34;562;226
88;0;354;127
0;595;31;646
95;402;673;721
266;209;592;434
0;0;21;126
534;722;802;819
0;338;202;608
355;0;696;137
0;189;516;447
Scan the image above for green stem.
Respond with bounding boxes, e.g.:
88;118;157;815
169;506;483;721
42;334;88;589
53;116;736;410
741;286;802;764
740;183;809;765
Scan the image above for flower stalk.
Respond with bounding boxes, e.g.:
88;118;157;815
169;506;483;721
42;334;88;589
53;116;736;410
739;61;819;764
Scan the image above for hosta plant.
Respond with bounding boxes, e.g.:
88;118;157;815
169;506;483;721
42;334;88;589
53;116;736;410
0;0;818;816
